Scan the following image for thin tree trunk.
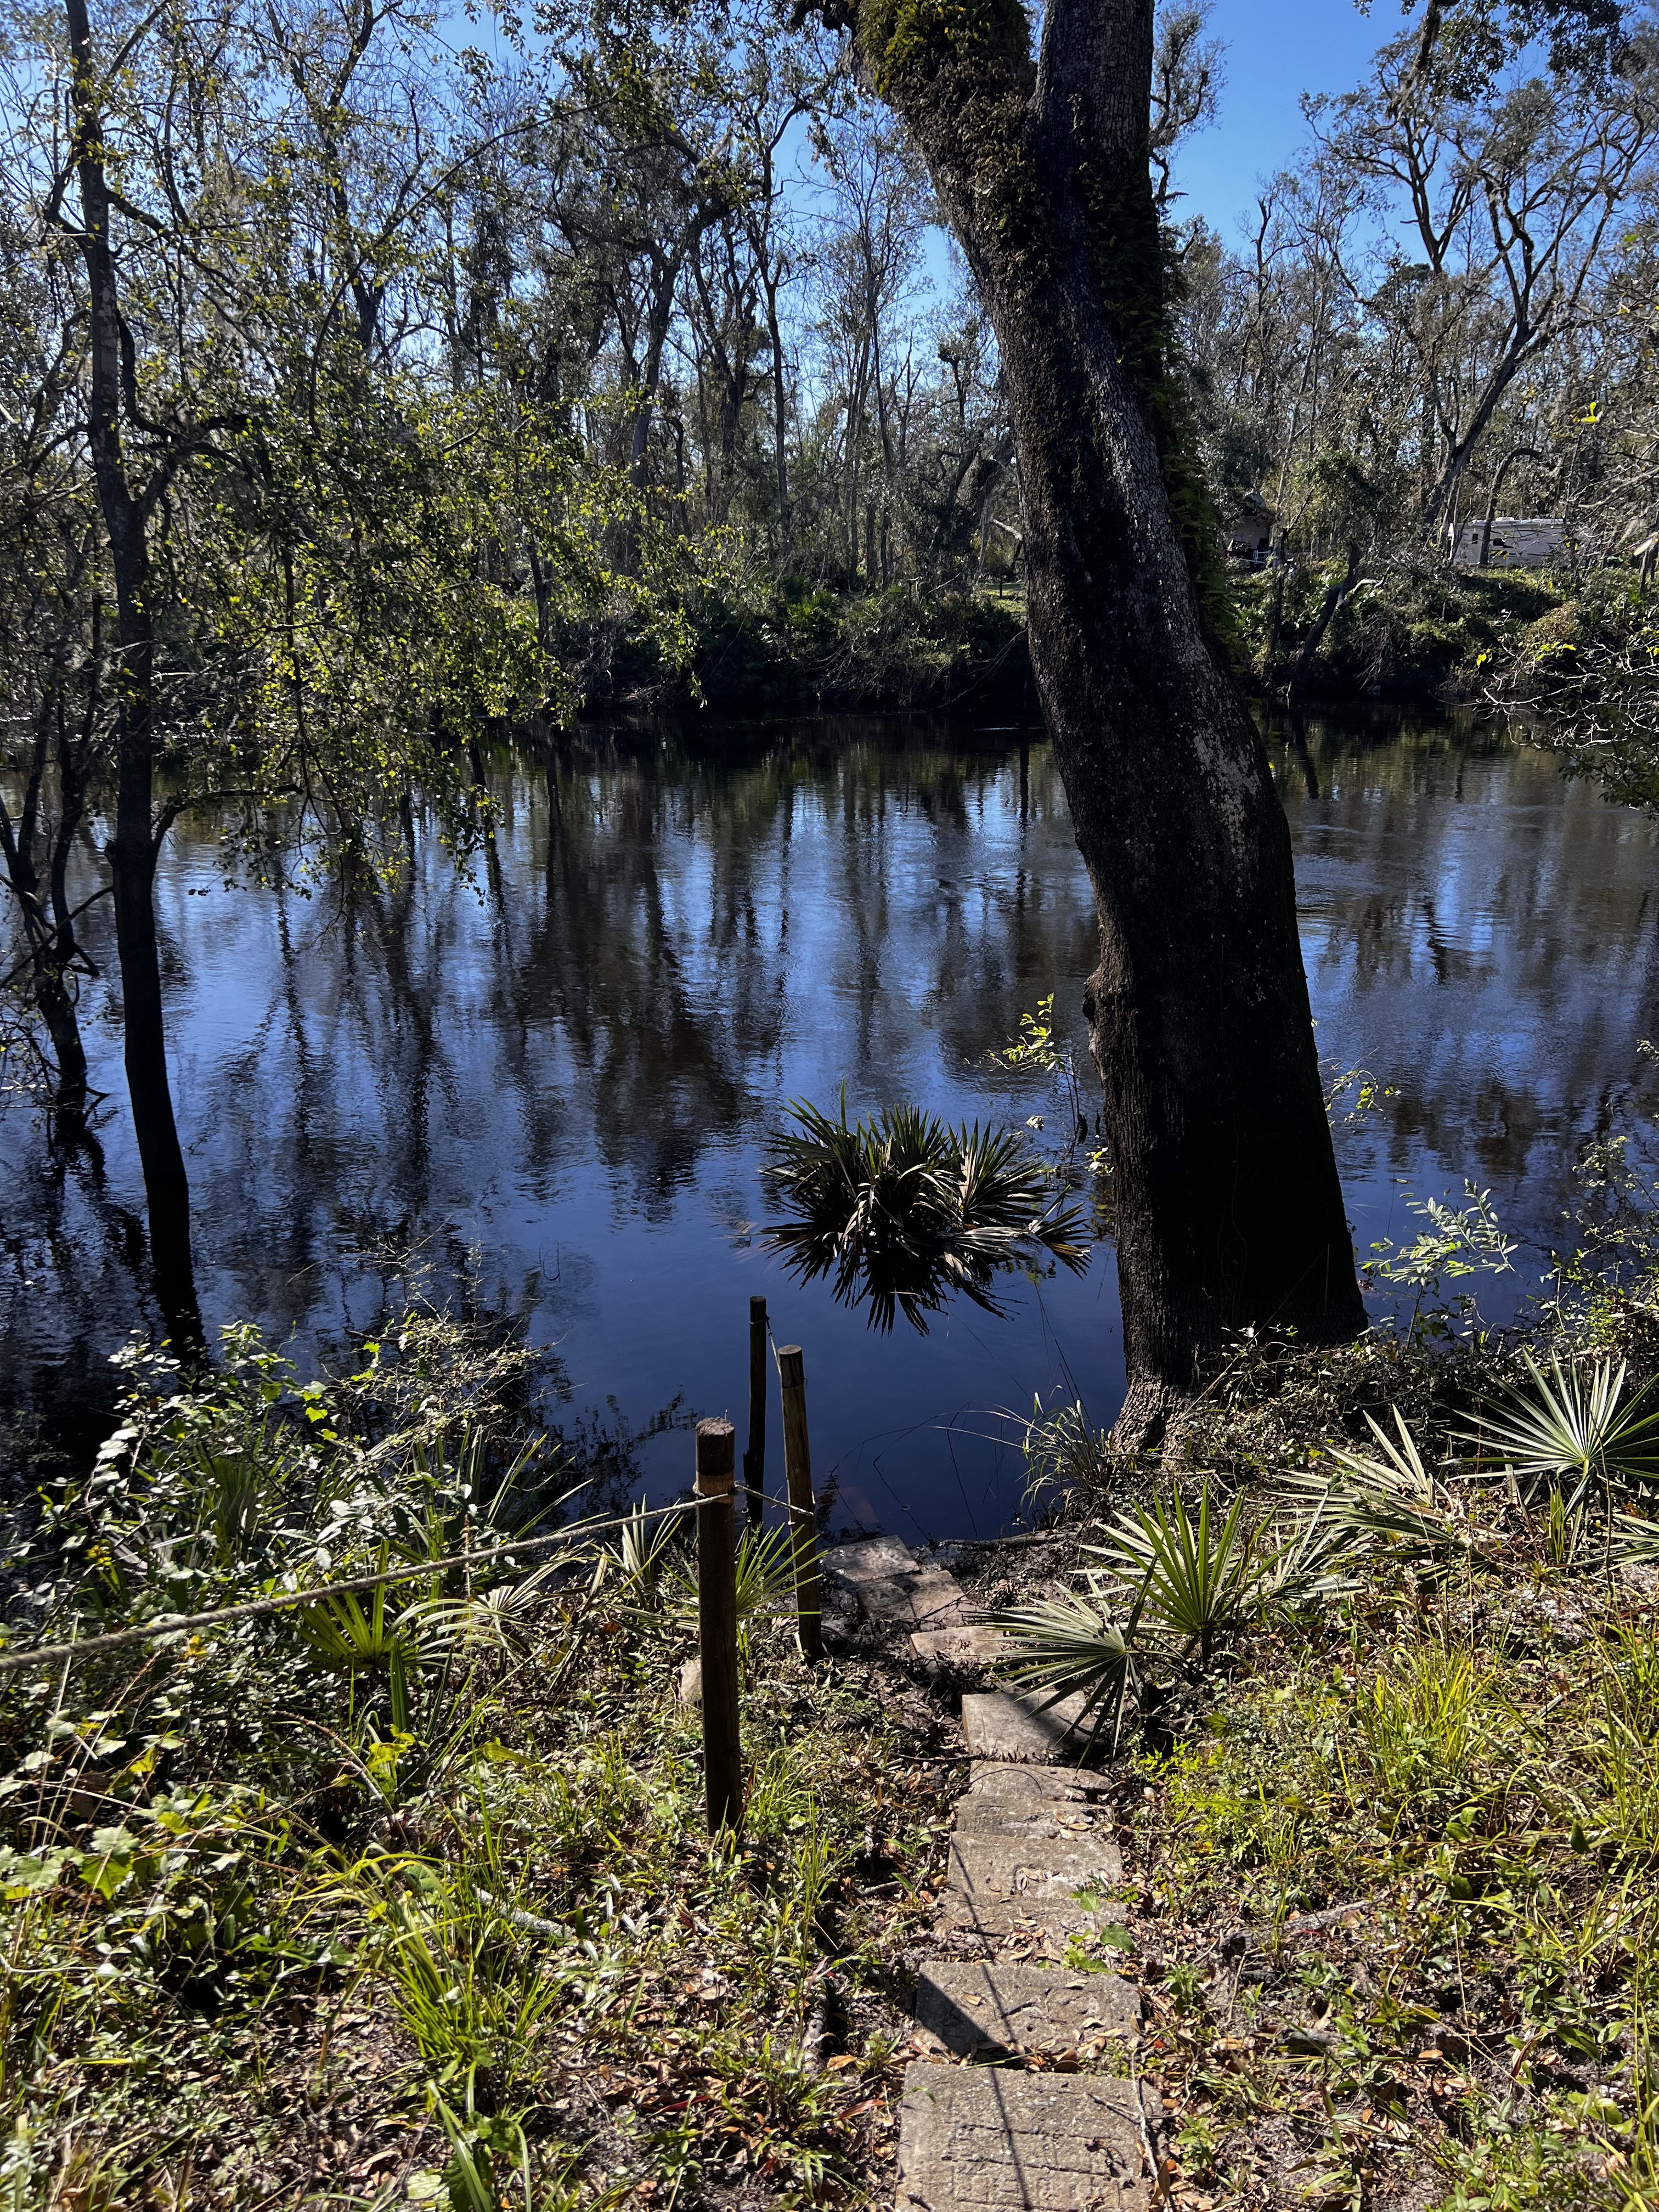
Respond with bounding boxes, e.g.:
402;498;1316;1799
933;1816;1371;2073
814;0;1363;1434
0;706;89;1138
65;0;204;1355
628;247;689;487
1477;445;1547;566
762;266;791;548
1288;546;1359;697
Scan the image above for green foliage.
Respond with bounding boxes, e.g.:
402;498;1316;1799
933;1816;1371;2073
862;0;1031;95
1088;1484;1267;1666
1504;597;1659;818
1238;559;1562;695
0;1312;952;2209
666;1522;800;1657
724;577;1029;710
994;1583;1146;1754
1465;1352;1659;1517
995;1476;1363;1751
1017;1393;1114;1516
1000;994;1111;1172
1288;1408;1482;1582
762;1091;1087;1332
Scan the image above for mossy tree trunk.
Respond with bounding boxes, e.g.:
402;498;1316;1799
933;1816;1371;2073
810;0;1363;1436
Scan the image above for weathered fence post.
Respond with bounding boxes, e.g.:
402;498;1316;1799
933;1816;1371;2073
695;1418;742;1835
743;1296;766;1528
777;1347;823;1661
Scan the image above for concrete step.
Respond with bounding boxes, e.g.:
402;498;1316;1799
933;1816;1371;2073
912;1622;1010;1667
822;1534;1010;1664
895;2062;1153;2211
956;1762;1116;1846
962;1689;1097;1765
822;1536;974;1628
914;1960;1138;2060
935;1829;1125;1941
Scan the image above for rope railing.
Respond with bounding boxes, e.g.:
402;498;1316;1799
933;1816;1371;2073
0;1482;811;1681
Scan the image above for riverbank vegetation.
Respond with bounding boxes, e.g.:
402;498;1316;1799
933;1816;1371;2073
981;1154;1659;2212
0;1306;961;2207
6;1135;1659;2206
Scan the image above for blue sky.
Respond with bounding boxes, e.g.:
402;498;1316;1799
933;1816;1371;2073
1165;0;1398;239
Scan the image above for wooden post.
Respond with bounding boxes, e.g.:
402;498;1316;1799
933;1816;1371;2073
743;1296;766;1527
777;1347;823;1661
695;1419;742;1835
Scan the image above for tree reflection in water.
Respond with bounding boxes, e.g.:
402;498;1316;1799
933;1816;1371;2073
4;708;1659;1537
763;1095;1087;1331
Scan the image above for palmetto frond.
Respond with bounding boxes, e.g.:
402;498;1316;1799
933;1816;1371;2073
1086;1484;1269;1664
1280;1409;1475;1581
763;1093;1085;1333
993;1579;1146;1756
995;1479;1363;1742
1461;1353;1659;1514
1613;1509;1659;1565
400;1553;574;1656
668;1522;799;1635
1260;1486;1370;1608
594;1500;686;1612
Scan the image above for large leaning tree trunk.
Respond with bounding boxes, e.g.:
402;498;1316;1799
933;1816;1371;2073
802;0;1364;1437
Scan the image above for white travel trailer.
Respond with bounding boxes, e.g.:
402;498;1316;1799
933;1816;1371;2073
1452;517;1573;569
1222;494;1275;568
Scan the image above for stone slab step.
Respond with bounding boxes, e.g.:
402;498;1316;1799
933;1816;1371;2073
914;1961;1139;2059
956;1763;1116;1846
896;2062;1150;2211
842;1560;974;1629
823;1535;1000;1664
913;1624;1009;1668
822;1534;917;1589
962;1690;1097;1765
936;1831;1124;1940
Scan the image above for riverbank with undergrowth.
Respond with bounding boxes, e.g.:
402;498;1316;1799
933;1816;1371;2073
5;1221;1659;2208
991;1300;1659;2212
639;557;1649;716
0;1319;964;2209
1232;554;1652;707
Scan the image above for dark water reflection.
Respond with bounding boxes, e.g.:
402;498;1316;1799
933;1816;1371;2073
4;708;1657;1536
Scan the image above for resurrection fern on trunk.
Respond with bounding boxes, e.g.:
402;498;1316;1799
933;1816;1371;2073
762;1096;1087;1332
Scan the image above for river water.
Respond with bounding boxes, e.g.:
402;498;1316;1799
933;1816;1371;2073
4;708;1658;1537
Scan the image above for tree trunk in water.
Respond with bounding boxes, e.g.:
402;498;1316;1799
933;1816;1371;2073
0;834;91;1144
0;704;91;1142
66;0;204;1357
816;0;1363;1435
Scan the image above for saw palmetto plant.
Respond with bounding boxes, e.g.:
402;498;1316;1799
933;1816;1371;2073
1462;1353;1659;1516
761;1094;1087;1332
1087;1484;1274;1666
297;1547;420;1733
1280;1407;1480;1584
994;1578;1147;1756
668;1522;800;1655
995;1476;1367;1740
598;1499;686;1612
